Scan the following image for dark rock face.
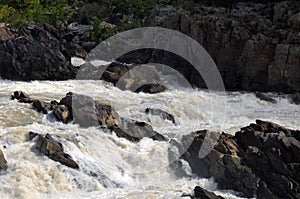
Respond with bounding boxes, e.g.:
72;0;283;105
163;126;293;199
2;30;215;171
181;120;300;198
145;108;176;124
118;2;300;93
0;23;78;81
0;149;7;170
31;133;79;169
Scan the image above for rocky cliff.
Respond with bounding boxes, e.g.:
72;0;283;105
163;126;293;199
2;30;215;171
119;1;300;93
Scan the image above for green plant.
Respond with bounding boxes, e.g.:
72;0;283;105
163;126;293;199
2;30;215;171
92;17;117;42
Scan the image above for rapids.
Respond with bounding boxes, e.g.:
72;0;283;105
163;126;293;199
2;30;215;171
0;79;299;199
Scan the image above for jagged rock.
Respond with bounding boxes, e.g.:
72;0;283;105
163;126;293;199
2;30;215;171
34;133;79;169
181;120;300;198
135;3;300;93
0;23;77;80
111;119;166;142
0;149;7;170
145;108;176;124
254;92;276;103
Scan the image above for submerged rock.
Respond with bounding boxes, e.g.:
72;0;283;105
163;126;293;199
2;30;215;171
111;118;166;142
181;120;300;198
0;149;7;170
145;108;176;124
31;133;79;169
291;92;300;105
135;83;167;94
11;91;34;103
254;92;276;103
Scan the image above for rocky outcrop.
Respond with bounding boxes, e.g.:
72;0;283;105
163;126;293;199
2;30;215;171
181;120;300;198
0;149;7;170
29;132;79;169
0;23;80;81
118;1;300;93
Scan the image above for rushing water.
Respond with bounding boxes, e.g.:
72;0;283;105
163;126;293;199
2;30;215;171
0;78;299;199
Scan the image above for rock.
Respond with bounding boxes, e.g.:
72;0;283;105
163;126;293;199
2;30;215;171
135;83;167;94
181;120;300;198
32;100;53;114
101;62;166;94
53;105;72;124
111;118;166;142
140;3;300;93
59;92;121;127
145;108;176;124
0;23;77;81
254;92;276;103
34;133;79;169
181;186;224;199
11;91;34;103
291;92;300;104
0;149;7;170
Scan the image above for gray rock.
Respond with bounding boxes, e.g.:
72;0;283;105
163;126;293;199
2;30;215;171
34;133;79;169
0;149;7;170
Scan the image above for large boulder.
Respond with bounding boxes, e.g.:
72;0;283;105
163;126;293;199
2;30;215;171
181;120;300;198
0;23;78;80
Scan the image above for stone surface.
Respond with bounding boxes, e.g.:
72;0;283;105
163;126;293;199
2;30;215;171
181;120;300;198
0;23;78;81
118;2;300;93
33;133;79;169
0;149;7;170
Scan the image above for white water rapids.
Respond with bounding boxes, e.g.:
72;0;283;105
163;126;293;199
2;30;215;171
0;78;299;199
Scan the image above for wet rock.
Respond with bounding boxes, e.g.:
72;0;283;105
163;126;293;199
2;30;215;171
34;133;79;169
145;108;176;124
135;83;167;94
291;92;300;104
53;105;72;124
181;120;300;198
11;91;34;103
254;92;276;103
101;62;166;94
181;186;224;199
59;92;121;127
0;149;7;170
32;100;53;114
111;118;166;142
